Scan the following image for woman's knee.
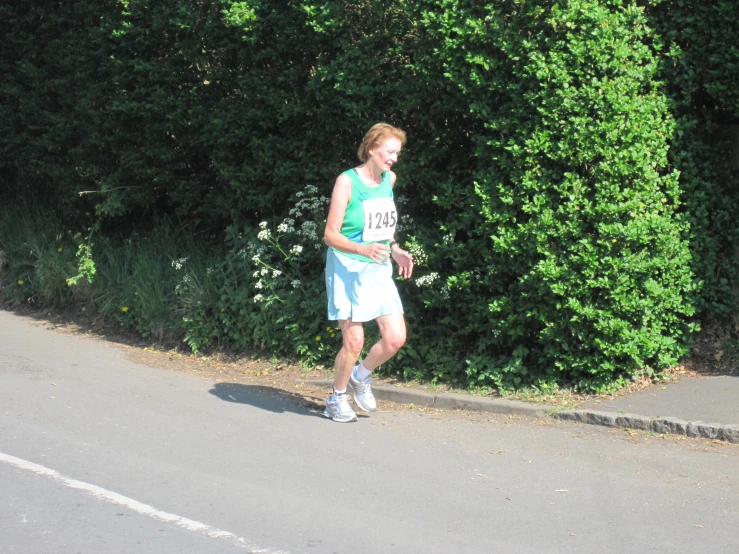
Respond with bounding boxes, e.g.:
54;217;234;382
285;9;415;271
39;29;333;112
384;329;406;353
342;330;365;356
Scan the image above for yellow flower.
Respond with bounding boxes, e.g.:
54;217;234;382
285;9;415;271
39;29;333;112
57;247;63;252
121;306;129;313
17;280;24;285
315;335;321;341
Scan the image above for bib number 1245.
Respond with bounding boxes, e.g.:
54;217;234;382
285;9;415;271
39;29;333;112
362;197;397;242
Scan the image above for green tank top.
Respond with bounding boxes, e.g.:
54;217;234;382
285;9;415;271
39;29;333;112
334;169;395;263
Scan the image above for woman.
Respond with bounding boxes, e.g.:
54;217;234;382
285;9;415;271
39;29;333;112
323;123;414;422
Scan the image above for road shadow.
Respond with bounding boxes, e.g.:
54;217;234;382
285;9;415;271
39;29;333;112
209;382;326;418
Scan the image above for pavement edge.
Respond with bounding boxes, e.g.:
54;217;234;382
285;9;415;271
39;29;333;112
301;379;739;443
300;379;553;417
553;409;739;443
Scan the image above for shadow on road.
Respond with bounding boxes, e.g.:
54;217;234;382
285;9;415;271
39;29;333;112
209;382;326;417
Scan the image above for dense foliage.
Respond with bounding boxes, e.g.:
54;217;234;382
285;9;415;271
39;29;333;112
1;1;737;391
649;0;739;315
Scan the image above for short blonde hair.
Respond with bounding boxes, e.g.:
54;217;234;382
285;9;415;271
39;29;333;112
357;123;407;162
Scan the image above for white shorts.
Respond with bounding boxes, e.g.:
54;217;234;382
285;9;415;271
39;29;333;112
325;248;404;323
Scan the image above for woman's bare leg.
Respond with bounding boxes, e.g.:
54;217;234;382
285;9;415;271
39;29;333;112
332;318;364;391
361;312;406;371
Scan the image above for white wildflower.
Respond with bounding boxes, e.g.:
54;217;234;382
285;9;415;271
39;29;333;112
407;242;428;265
272;270;282;277
260;267;269;276
290;244;303;255
254;281;263;289
171;257;188;270
259;221;268;229
415;272;440;287
253;294;264;303
252;254;260;263
257;229;271;240
291;279;301;288
298;221;318;240
396;214;414;233
253;271;260;278
278;218;295;233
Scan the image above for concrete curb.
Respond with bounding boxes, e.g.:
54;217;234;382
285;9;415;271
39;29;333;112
553;410;739;443
301;379;739;443
300;379;554;417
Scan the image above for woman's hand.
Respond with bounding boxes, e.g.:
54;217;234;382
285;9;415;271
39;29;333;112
391;247;414;279
361;243;391;264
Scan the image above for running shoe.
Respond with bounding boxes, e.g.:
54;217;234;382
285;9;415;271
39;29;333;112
324;392;358;422
348;368;377;412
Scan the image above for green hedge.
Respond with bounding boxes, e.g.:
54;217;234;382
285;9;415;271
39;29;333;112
649;0;739;315
404;1;697;390
1;1;737;391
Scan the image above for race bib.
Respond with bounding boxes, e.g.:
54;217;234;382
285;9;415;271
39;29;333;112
362;197;397;242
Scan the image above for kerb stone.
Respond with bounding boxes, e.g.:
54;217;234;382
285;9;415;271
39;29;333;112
721;425;739;444
553;410;587;423
652;417;689;436
686;421;723;440
615;413;653;431
372;385;436;407
431;392;549;416
585;411;618;427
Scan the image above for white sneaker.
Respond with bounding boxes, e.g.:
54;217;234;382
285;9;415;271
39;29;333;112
323;392;358;422
348;368;377;412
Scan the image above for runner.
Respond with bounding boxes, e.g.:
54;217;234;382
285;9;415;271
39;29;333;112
322;123;414;422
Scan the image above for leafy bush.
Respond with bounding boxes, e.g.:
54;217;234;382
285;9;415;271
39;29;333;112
175;185;337;364
647;0;739;316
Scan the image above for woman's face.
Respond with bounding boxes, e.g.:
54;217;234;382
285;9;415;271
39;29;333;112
369;137;402;172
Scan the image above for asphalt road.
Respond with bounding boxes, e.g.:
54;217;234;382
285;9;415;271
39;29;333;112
1;310;738;554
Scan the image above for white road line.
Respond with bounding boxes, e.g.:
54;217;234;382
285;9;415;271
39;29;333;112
0;451;289;554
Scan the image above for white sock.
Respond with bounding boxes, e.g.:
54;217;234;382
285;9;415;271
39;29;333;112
354;362;372;382
333;386;347;396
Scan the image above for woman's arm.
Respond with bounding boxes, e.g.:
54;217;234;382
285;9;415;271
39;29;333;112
386;170;414;277
323;174;390;263
390;239;414;279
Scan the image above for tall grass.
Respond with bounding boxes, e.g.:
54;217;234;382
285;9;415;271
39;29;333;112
0;208;222;345
0;209;82;308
